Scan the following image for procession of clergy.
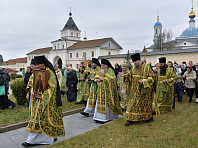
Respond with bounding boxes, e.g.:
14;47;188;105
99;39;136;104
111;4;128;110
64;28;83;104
21;53;176;147
79;53;176;126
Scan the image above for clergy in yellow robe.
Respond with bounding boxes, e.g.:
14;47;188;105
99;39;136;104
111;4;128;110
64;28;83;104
22;56;65;147
155;57;176;115
122;53;155;126
81;58;101;117
93;59;123;123
82;60;92;105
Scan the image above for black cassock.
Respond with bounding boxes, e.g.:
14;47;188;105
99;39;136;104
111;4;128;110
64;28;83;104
66;70;78;101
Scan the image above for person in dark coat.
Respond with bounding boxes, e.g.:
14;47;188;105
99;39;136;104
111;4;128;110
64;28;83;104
2;68;10;93
176;77;186;102
66;67;78;102
181;64;186;77
0;66;16;109
24;66;32;89
24;66;32;107
195;63;198;103
114;63;122;78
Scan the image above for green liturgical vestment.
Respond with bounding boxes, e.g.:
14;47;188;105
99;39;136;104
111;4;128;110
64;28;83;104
88;66;101;107
96;68;123;115
155;67;176;115
124;63;155;121
82;66;92;101
26;67;65;137
117;76;130;108
76;72;85;103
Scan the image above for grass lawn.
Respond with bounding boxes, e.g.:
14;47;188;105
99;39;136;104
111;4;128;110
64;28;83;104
0;95;83;127
48;95;198;148
0;76;84;127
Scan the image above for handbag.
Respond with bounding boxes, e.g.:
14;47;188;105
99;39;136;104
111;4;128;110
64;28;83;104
0;84;5;96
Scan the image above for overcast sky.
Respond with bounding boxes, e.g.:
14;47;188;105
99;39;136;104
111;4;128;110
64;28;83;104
0;0;196;61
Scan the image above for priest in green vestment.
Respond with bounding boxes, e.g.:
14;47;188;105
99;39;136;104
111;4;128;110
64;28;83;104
117;63;130;111
155;57;176;115
76;65;86;103
82;60;92;106
80;58;101;117
93;59;123;123
22;56;65;147
120;53;155;126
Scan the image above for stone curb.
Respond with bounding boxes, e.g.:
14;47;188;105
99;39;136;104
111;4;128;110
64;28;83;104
0;107;84;134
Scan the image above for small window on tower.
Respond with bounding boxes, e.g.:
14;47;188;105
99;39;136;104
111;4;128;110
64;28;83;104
91;51;94;57
54;46;56;50
184;43;186;45
76;52;78;58
70;53;72;58
156;29;157;34
109;43;110;47
71;32;73;36
62;45;64;49
77;33;78;37
108;52;111;55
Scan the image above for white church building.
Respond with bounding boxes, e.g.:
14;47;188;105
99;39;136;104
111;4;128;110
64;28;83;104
147;4;198;52
27;11;122;69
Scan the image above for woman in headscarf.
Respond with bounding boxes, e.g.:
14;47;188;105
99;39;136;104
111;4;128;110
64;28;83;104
183;66;197;103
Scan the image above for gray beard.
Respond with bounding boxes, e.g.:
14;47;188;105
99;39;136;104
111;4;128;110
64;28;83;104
134;62;142;70
101;68;108;75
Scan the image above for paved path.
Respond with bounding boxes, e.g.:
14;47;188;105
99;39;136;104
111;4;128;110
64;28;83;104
0;113;122;148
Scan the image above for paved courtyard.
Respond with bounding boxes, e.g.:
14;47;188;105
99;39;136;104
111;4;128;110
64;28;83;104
0;113;123;148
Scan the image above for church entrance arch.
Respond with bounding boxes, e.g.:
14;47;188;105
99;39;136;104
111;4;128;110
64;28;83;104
53;56;63;69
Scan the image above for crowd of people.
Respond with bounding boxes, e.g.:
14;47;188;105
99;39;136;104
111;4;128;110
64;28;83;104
0;53;198;147
65;54;198;126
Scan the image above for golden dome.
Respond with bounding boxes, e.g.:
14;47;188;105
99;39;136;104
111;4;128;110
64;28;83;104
189;8;196;18
83;35;87;40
